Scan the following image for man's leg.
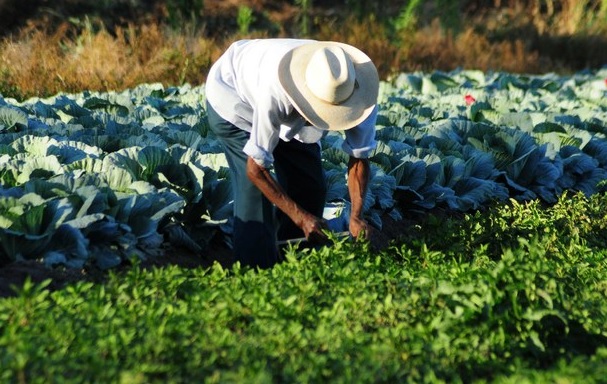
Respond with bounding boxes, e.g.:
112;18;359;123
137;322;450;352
273;139;327;242
206;102;280;268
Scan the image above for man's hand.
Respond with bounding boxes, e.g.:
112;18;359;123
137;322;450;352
300;213;330;244
350;215;390;251
349;215;373;240
246;157;329;244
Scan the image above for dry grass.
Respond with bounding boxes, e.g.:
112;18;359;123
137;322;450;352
316;15;543;76
0;22;223;99
315;16;404;79
404;20;541;74
1;1;606;100
515;0;607;35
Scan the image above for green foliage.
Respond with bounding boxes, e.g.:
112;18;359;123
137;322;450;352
1;70;606;382
392;0;424;33
0;106;28;133
344;0;367;20
390;0;462;42
1;69;607;267
166;0;204;29
0;194;73;264
1;203;607;382
409;192;607;262
434;0;462;32
237;6;255;35
0;83;233;267
295;0;313;36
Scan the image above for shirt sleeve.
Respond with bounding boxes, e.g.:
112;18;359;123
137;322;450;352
341;105;378;158
242;94;285;168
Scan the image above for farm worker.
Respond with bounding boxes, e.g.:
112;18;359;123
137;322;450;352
205;38;379;269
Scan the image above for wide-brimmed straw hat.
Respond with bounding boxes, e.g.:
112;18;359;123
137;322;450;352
278;41;379;131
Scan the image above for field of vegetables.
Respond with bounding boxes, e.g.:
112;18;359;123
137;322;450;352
1;69;607;382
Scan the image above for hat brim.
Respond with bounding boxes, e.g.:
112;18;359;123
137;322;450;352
278;42;379;131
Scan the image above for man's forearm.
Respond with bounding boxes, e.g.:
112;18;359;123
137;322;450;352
347;157;370;219
246;157;302;224
246;156;328;241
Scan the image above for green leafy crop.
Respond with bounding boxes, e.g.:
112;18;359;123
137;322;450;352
0;69;606;271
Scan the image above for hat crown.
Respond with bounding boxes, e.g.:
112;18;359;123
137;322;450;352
305;46;355;105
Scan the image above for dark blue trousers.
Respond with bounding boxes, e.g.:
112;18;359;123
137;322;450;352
207;102;327;269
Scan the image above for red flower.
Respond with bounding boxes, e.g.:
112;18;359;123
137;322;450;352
604;78;607;87
465;94;476;105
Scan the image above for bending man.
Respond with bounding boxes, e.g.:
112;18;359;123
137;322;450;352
205;38;379;268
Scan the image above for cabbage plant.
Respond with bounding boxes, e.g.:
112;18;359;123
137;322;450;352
0;193;72;265
0;69;606;270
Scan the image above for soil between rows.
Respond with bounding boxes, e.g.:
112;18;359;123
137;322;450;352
0;213;416;298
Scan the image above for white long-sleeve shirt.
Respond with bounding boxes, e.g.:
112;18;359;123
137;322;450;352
205;39;377;168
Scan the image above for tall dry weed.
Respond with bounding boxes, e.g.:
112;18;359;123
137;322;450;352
1;26;66;98
487;0;607;35
0;22;221;100
316;17;541;76
407;22;540;73
315;16;404;79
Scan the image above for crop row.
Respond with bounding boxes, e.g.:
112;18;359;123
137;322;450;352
1;69;606;268
1;192;607;382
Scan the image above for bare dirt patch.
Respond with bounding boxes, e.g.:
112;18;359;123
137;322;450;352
0;213;416;298
0;235;235;299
